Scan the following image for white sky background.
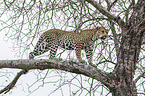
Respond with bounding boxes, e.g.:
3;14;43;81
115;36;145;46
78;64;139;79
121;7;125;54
0;34;17;60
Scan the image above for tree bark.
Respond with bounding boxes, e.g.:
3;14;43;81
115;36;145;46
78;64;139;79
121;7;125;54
112;0;145;95
0;59;114;86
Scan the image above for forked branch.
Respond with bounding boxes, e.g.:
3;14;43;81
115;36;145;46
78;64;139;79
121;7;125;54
84;0;125;28
0;69;27;94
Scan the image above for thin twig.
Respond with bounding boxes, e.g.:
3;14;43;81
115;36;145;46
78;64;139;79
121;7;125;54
0;69;28;94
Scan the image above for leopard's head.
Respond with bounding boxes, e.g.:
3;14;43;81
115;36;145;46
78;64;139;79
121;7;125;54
93;26;108;40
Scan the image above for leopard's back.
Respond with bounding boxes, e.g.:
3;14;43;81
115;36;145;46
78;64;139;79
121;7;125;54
43;29;94;50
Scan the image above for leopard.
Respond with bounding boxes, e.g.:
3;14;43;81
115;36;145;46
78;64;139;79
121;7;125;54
29;26;108;65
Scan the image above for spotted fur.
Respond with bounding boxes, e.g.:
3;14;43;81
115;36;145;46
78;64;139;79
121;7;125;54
29;26;108;64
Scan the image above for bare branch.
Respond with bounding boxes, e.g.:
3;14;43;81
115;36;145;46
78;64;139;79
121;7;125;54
107;0;118;11
0;59;110;79
0;59;115;93
109;21;120;62
135;72;145;83
83;0;125;28
0;69;27;94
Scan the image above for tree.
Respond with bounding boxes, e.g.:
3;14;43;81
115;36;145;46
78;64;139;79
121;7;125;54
0;0;145;96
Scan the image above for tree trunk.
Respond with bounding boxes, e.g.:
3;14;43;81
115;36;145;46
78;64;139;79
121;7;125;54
112;0;145;96
111;84;136;96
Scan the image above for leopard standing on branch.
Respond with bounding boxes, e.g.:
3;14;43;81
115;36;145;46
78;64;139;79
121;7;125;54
29;26;108;65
